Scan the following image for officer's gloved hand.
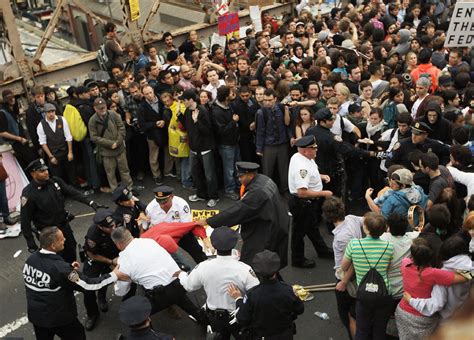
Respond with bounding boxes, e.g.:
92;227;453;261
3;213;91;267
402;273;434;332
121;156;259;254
27;240;39;253
375;152;388;160
90;201;108;211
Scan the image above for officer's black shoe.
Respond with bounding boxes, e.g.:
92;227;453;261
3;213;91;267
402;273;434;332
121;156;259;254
292;259;316;268
98;299;108;313
85;315;99;331
318;249;335;259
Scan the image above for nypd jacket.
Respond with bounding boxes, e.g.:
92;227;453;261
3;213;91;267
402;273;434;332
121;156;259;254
23;250;117;328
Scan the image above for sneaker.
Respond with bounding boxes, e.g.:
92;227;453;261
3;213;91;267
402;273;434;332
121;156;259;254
164;173;177;178
225;192;240;201
153;177;163;186
99;187;112;193
189;194;205;202
207;199;219;207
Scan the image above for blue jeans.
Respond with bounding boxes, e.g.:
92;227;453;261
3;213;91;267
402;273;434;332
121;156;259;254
0;181;9;218
218;144;240;193
179;157;193;188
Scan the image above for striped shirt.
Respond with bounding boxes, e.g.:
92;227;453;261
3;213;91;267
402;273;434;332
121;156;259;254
344;236;394;289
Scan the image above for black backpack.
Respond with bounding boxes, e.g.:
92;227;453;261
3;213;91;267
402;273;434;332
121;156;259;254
356;240;391;306
97;43;112;71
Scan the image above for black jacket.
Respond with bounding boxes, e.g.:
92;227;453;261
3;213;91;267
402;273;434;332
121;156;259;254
113;201;146;238
178;105;215;152
24;251;116;328
138;99;168;146
70;97;94;126
207;174;289;267
211;100;239;146
236;279;304;338
230;97;258;141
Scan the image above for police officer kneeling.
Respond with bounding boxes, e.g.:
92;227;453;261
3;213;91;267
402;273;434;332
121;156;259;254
118;296;173;340
228;250;304;340
288;135;333;268
23;226;121;340
82;209;120;331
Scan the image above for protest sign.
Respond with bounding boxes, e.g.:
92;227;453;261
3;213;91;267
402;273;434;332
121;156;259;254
445;2;474;47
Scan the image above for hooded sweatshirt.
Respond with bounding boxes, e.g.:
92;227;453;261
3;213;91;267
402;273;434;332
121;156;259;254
421;102;452;144
409;254;472;320
391;29;411;57
375;184;428;219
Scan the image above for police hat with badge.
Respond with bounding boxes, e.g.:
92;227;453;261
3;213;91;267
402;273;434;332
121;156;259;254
210;226;238;252
153;185;174;202
411;121;432;135
25;158;48;173
93;209;116;229
111;183;134;204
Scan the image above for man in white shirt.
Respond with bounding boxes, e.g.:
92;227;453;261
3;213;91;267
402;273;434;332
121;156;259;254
111;227;207;325
203;69;225;102
145;186;207;264
288;135;333;268
176;227;259;339
37;102;76;185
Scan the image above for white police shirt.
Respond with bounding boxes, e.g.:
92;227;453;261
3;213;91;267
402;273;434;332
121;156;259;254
288;152;323;195
144;196;192;230
178;255;259;311
114;238;180;296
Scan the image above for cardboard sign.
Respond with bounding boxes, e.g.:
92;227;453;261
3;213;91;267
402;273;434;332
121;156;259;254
218;12;240;36
445;2;474;47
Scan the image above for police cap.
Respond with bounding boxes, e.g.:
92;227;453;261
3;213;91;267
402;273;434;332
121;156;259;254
43;103;56;112
119;296;152;326
252;250;280;276
235;162;260;176
153;185;174;201
315;108;334;121
111;184;133;203
25;158;48;173
210;226;238;251
93;209;116;228
295;135;317;148
411;121;432;135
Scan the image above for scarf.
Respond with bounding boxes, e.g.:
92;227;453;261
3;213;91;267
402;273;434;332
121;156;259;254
366;120;385;138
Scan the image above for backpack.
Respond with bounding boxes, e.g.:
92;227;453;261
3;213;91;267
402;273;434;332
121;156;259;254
383;103;398;130
97;43;112;71
63;104;87;142
356;240;391;306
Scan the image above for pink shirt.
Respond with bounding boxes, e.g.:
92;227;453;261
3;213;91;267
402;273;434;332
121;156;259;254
399;258;455;316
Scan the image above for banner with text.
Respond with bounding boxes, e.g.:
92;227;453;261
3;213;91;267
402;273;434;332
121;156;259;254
445;2;474;47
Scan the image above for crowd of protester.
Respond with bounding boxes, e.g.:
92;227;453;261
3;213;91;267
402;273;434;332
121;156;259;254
1;0;474;338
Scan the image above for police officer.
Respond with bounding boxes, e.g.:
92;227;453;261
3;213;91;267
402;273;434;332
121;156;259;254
118;296;173;340
112;183;147;237
82;209;119;331
145;185;207;264
288;136;334;268
176;227;260;339
21;159;106;263
386;121;450;170
23;226;121;340
228;250;304;339
305;109;379;199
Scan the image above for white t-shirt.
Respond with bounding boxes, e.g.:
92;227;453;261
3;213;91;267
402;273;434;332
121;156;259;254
330;114;355;137
288;152;323;194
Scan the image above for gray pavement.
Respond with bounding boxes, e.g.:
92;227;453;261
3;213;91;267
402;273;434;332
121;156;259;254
0;175;353;340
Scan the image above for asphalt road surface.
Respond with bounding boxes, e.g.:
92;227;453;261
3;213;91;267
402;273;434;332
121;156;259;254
0;175;366;340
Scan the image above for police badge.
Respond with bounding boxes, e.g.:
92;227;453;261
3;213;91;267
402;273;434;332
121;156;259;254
21;196;28;207
123;214;131;224
300;169;308;178
68;270;80;283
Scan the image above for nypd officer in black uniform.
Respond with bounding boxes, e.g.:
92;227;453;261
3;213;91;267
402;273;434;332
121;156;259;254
305;108;379;199
228;250;304;339
118;296;173;340
386;121;450;170
21;159;106;263
82;209;119;331
23;226;121;340
112;183;147;237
